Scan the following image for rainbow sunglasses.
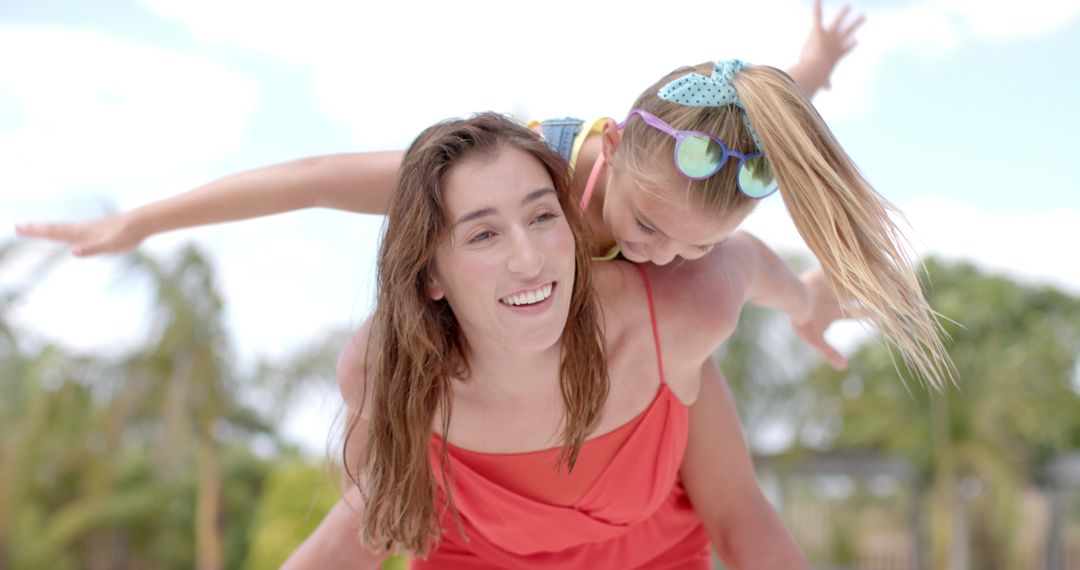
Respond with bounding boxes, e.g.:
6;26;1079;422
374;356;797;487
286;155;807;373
619;109;779;199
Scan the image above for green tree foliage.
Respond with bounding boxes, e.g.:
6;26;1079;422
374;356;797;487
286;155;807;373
800;257;1080;569
244;462;341;570
1;241;343;568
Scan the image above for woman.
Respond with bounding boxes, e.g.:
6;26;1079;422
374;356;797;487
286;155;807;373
288;112;820;568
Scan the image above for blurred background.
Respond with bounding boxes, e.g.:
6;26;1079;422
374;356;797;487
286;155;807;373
2;0;1079;568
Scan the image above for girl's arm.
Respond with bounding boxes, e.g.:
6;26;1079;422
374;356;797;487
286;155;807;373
680;362;810;569
15;151;402;256
725;231;848;369
786;0;865;98
630;228;842;371
647;232;847;371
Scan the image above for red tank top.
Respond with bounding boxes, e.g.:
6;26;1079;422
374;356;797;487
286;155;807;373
415;265;709;569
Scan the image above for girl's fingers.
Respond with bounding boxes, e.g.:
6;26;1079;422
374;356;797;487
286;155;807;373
830;4;853;32
16;222;83;243
841;14;866;39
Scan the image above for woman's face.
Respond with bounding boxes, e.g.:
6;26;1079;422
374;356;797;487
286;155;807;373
427;145;577;354
601;160;747;265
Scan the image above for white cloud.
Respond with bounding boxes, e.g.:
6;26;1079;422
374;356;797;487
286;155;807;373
785;0;1080;120
4;247;150;356
0;26;259;199
903;196;1080;294
132;0;829;143
204;210;382;359
742;195;1080;295
133;0;1080;135
941;0;1080;40
857;0;1080;58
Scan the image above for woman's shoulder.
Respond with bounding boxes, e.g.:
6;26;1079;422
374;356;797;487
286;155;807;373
337;318;375;418
592;259;720;405
592;259;642;304
592;260;652;338
641;254;746;360
593;252;746;349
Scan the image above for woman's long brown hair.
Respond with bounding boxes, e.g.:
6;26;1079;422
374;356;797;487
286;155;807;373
343;113;608;555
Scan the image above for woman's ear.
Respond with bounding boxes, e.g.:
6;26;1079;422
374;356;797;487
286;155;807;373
426;271;445;301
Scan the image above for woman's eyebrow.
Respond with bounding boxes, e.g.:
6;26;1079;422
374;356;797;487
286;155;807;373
453;188;556;227
454;207;496;227
522;187;556;205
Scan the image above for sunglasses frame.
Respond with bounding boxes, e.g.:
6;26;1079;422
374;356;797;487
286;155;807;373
618;109;778;198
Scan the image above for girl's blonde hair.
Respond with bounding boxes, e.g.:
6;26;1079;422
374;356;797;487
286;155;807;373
345;113;608;555
620;62;955;389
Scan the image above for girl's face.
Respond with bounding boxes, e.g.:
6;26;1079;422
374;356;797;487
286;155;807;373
427;145;577;354
598;121;750;266
601;154;748;266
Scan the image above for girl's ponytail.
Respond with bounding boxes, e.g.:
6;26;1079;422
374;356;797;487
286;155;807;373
737;66;955;389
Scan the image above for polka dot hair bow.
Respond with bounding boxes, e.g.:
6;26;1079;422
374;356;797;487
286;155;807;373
657;59;763;151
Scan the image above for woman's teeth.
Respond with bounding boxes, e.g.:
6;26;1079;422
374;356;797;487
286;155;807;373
501;283;553;306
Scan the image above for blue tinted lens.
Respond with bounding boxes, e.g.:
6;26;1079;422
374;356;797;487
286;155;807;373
738;156;778;198
676;135;724;178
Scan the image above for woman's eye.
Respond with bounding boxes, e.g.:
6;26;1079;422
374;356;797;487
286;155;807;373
533;211;560;224
635;218;656;234
468;231;494;244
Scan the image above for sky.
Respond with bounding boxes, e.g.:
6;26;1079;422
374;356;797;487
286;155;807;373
2;0;1079;453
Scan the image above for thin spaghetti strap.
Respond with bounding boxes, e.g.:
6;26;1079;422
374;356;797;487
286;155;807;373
579;153;605;212
632;264;667;386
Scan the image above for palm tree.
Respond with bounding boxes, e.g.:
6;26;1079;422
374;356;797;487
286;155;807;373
119;245;352;568
0;240;76;567
120;245;256;570
0;240;305;568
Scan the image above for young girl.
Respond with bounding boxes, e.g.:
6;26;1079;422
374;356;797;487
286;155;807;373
296;112;810;569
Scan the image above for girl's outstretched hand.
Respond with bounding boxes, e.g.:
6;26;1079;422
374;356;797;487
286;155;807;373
798;0;865;90
15;213;144;256
792;267;849;370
